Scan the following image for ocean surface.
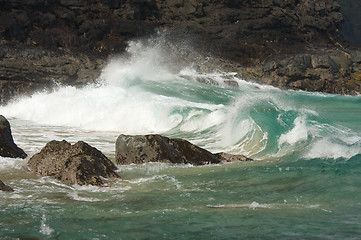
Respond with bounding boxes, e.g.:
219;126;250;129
1;40;361;239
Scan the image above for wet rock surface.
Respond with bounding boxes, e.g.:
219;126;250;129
28;140;120;186
116;134;252;165
0;180;14;192
0;115;27;159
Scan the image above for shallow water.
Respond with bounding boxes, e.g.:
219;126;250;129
1;39;361;239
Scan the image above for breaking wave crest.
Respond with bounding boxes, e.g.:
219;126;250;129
1;37;361;160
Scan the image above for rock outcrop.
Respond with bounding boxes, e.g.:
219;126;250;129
339;0;361;45
0;44;105;104
116;134;252;165
238;49;361;94
0;180;14;192
0;115;27;159
0;0;345;59
28;140;120;186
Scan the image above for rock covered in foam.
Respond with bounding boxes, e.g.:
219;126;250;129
0;115;27;159
28;140;120;186
115;134;252;165
0;180;14;192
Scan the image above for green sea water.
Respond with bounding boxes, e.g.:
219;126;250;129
1;40;361;239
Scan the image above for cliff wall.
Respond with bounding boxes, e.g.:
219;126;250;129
338;0;361;45
0;0;344;59
0;0;360;102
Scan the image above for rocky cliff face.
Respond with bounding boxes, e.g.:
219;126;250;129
338;0;361;45
0;0;344;58
0;0;359;101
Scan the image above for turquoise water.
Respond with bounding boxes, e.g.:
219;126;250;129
1;41;361;239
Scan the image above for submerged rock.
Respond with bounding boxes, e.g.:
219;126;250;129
0;180;14;192
115;134;252;165
116;134;220;165
0;115;27;159
28;140;120;186
214;152;253;162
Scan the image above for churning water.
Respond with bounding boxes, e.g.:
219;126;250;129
1;38;361;239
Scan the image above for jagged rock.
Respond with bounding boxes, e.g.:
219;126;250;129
0;115;27;159
28;140;120;186
0;180;14;192
115;134;252;165
240;49;361;95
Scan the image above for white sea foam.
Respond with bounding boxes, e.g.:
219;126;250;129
304;138;361;159
0;36;360;161
40;214;54;236
0;40;228;136
67;191;102;202
279;116;309;146
0;156;27;171
207;202;324;210
207;202;272;209
124;174;182;189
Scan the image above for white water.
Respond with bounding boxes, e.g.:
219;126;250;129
1;37;361;161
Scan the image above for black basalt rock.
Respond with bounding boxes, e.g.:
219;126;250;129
0;115;27;159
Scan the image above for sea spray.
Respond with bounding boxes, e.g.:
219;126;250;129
1;37;361;161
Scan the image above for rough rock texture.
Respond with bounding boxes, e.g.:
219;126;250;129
28;140;120;186
339;0;361;45
0;115;27;159
0;180;14;192
0;44;105;104
116;134;252;165
237;49;361;94
0;0;360;101
214;152;253;162
0;0;345;59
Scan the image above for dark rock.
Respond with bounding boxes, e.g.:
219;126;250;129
0;0;360;102
214;152;253;162
116;134;252;165
238;49;361;95
116;134;220;165
28;140;120;186
0;44;105;104
339;0;361;45
0;180;14;192
0;115;27;159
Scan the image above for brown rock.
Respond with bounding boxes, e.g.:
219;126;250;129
0;115;27;159
214;152;253;162
116;134;252;165
116;134;220;165
28;140;119;186
0;180;14;192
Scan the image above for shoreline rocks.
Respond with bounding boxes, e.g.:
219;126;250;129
28;140;120;186
116;134;252;165
0;180;14;192
0;115;27;159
